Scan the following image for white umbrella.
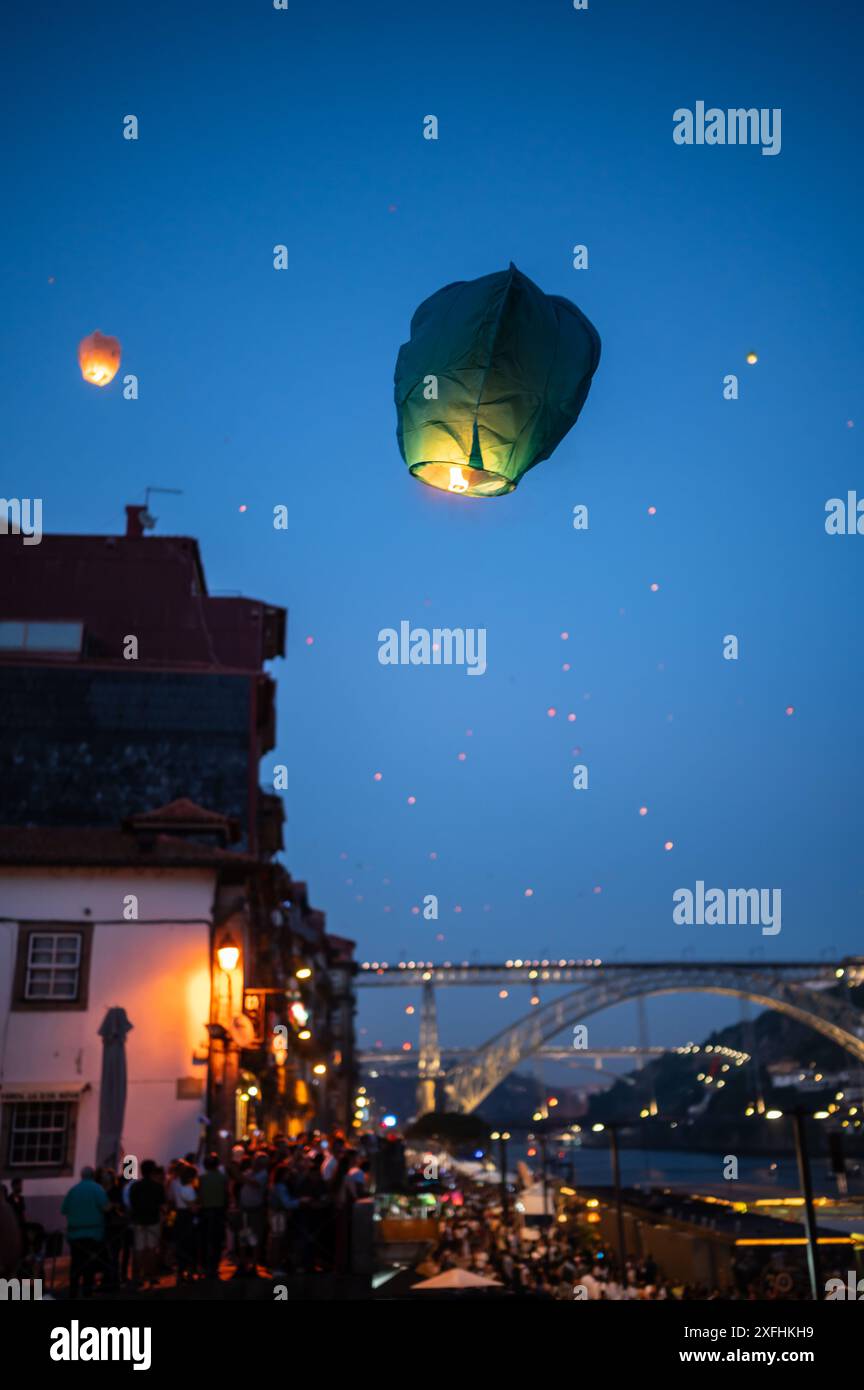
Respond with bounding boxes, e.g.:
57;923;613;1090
411;1268;503;1291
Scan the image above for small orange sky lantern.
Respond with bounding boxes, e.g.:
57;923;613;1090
78;330;122;386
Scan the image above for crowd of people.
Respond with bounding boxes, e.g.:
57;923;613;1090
413;1182;802;1300
3;1131;370;1298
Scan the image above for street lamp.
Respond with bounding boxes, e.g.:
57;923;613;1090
591;1121;626;1265
490;1131;511;1224
216;934;240;973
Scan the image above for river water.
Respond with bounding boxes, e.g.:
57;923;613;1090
519;1145;861;1200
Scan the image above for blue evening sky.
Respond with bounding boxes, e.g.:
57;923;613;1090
4;0;862;1064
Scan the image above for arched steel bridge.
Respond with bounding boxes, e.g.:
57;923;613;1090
356;959;864;1114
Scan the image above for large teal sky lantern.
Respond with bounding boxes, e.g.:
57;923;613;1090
394;263;601;498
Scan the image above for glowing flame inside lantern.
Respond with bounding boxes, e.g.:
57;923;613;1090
447;466;469;494
78;330;122;387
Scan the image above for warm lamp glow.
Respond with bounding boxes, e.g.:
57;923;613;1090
412;460;514;498
78;330;121;386
313;1063;327;1075
216;936;240;972
295;966;312;980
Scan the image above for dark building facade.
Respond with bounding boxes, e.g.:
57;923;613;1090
0;505;284;854
0;506;357;1137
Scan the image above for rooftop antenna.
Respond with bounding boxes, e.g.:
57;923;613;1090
141;486;184;531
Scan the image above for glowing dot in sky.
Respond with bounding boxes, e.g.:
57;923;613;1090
650;582;660;592
664;840;674;851
746;351;758;365
405;1006;414;1015
457;752;466;761
562;662;571;672
561;631;569;640
530;995;540;1006
524;888;534;897
847;420;854;429
238;504;247;513
647;505;657;516
435;933;445;941
305;636;314;645
593;886;602;894
402;1042;411;1051
373;772;382;781
547;707;557;718
567;712;576;722
411;905;420;915
499;989;509;999
407;795;416;805
454;905;462;913
785;706;795;716
429;851;437;860
465;728;473;736
639;806;648;816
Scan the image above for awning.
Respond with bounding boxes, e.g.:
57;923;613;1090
0;1082;91;1101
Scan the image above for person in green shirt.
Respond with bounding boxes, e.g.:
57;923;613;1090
61;1166;110;1298
197;1153;228;1280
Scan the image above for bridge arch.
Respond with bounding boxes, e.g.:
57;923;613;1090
442;966;864;1113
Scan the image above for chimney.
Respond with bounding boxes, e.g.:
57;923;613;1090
125;505;148;538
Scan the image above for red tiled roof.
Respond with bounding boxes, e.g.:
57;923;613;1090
123;799;241;843
0;825;258;869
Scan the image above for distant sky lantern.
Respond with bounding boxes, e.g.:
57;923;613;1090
78;330;121;386
394;263;600;497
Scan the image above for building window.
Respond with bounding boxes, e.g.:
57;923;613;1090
0;620;83;654
25;933;82;1000
1;1099;78;1175
12;924;93;1011
6;1102;71;1168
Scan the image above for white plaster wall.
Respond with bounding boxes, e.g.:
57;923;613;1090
0;868;217;1228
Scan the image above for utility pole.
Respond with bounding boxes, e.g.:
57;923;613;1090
791;1109;821;1301
608;1124;626;1266
539;1133;551;1223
